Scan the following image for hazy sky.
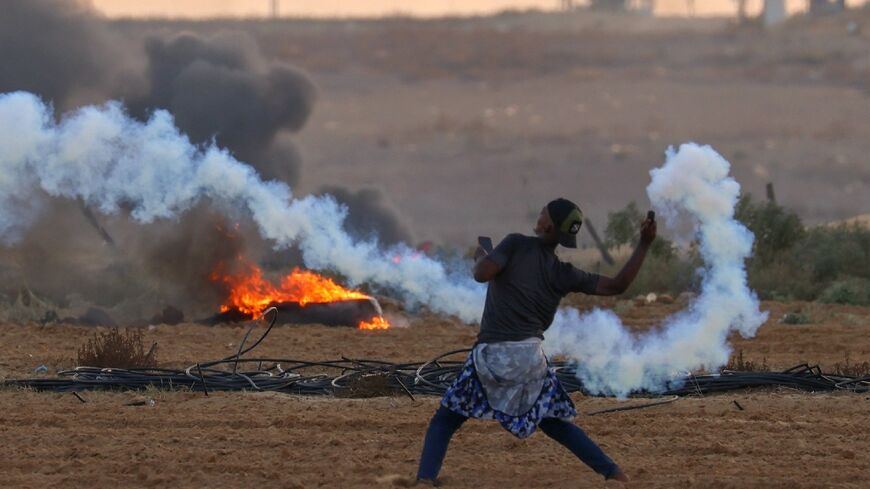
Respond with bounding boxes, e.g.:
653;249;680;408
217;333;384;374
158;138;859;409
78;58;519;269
91;0;867;19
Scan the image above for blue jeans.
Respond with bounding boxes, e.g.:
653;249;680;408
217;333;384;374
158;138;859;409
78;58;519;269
416;406;619;481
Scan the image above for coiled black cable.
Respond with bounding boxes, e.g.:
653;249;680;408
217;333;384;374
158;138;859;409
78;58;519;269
5;314;869;398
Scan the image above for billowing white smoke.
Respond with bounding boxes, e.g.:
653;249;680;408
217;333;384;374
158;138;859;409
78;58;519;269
544;143;768;397
0;92;485;321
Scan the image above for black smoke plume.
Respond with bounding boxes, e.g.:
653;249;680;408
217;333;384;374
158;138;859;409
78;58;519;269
0;0;117;108
130;31;316;186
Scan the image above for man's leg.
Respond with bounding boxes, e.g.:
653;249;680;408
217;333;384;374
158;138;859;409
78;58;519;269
416;406;468;482
538;418;626;481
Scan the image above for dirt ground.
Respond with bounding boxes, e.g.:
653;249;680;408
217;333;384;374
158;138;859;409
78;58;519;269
1;300;868;489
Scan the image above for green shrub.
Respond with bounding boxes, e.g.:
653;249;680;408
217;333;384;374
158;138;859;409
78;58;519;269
604;201;675;260
625;251;700;297
818;278;870;306
736;196;868;305
780;312;812;324
605;202;644;249
735;195;805;263
594;197;870;304
746;259;819;302
797;224;870;283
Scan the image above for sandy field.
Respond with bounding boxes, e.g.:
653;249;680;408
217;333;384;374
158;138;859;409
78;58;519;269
1;300;868;489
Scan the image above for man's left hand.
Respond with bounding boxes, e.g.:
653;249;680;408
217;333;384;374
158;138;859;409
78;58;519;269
640;216;657;245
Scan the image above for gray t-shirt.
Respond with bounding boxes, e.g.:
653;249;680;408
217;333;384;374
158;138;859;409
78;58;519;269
477;233;600;343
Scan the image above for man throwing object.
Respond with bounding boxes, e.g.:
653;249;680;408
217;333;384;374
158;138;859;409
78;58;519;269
415;198;656;484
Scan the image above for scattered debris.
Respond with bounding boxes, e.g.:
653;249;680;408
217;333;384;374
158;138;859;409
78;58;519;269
732;400;745;411
72;392;87;403
124;396;155;407
587;396;679;416
32;365;48;373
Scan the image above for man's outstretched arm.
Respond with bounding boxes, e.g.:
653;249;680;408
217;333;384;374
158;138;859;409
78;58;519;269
595;215;656;296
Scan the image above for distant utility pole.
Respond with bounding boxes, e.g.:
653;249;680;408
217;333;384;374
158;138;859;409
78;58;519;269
559;0;575;11
271;0;279;18
633;0;656;15
766;182;777;204
763;0;786;25
735;0;748;22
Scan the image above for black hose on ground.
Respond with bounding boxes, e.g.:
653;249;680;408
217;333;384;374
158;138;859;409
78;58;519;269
4;315;869;398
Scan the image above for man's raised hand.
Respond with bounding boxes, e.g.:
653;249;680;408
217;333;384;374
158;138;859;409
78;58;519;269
640;211;657;245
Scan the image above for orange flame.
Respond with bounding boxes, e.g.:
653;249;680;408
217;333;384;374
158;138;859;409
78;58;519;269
359;316;390;331
210;257;390;330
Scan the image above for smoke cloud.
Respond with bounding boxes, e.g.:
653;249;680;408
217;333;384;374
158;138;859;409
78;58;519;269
130;32;316;186
0;0;118;108
544;144;769;397
0;93;484;321
319;186;413;246
0;1;316;187
0;1;349;319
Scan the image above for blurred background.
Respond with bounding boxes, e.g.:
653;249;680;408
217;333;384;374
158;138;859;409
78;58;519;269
92;1;867;19
79;0;870;243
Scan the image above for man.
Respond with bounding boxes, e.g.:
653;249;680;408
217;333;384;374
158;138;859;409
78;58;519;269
414;198;656;485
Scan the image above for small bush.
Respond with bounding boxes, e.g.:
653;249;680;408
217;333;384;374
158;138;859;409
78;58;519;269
604;202;644;249
818;278;870;306
726;350;769;372
746;259;819;302
780;312;812;325
832;353;870;378
76;328;157;369
735;195;805;263
603;202;675;259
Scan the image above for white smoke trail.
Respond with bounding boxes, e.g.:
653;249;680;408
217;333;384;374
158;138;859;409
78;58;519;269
0;92;485;321
544;143;768;397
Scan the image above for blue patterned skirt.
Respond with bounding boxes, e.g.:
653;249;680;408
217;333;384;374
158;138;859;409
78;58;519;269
440;354;577;439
